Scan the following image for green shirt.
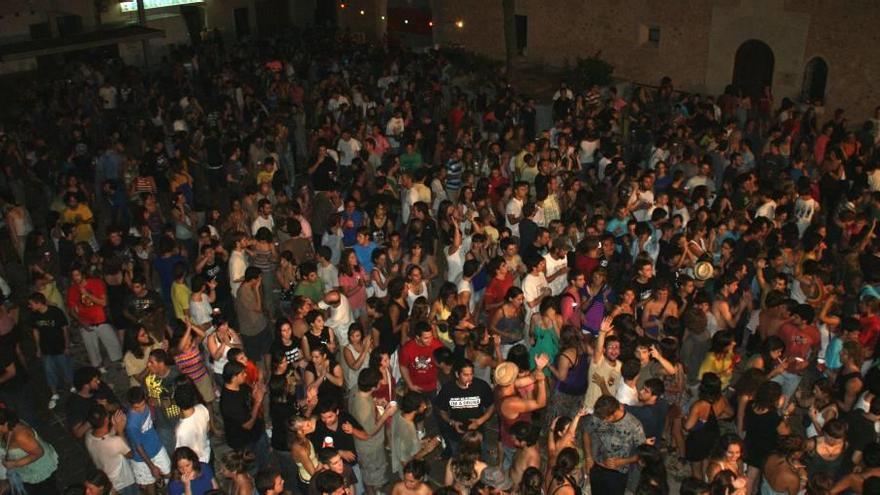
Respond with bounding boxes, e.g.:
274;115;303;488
294;279;325;303
400;151;423;172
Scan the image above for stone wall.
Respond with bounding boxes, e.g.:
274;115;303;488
431;0;880;121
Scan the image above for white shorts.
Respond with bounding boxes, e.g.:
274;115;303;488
131;448;171;485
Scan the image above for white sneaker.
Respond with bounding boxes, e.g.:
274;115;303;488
50;393;59;401
48;398;58;410
69;387;77;394
99;366;108;374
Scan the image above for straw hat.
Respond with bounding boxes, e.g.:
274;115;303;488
494;362;518;387
693;261;715;281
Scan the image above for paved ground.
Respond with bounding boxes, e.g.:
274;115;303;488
36;326;683;494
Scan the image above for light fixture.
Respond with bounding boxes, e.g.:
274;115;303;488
339;2;346;8
380;15;385;20
428;20;433;27
359;9;365;15
404;19;409;24
455;19;464;29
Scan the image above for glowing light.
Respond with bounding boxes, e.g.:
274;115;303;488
119;0;200;12
380;15;385;20
339;3;346;8
455;19;464;29
428;20;434;27
404;19;409;24
359;9;365;15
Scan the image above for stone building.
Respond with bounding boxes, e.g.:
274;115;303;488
0;0;317;73
422;0;879;121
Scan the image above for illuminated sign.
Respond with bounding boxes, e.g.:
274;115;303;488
120;0;204;12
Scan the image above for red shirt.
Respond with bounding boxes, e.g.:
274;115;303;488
399;338;444;392
66;278;108;325
859;315;880;353
778;322;820;362
244;360;260;386
574;254;600;279
483;274;514;317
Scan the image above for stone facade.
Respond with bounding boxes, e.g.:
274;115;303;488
428;0;880;121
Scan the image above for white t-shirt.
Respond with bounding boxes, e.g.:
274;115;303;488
176;404;212;463
337;138;362;167
522;273;549;323
505;198;524;237
794;197;818;236
630;189;655;222
85;432;135;491
615;382;639;406
578;138;600;165
457;279;474;314
755;200;777;220
445;246;464;284
251;215;275;235
228;250;248;298
319;295;354;347
99;85;118;110
543;253;568;296
318;263;339;291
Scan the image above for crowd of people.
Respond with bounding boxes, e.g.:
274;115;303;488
0;23;877;495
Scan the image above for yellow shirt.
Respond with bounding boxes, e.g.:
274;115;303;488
61;204;94;243
698;352;734;389
256;170;275;185
171;281;192;321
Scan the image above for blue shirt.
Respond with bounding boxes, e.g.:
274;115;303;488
124;407;163;461
167;463;215;495
353;242;377;273
153;254;186;301
606;217;628;238
625;401;670;441
342;210;365;246
825;337;844;372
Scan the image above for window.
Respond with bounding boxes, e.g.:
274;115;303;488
648;26;660;44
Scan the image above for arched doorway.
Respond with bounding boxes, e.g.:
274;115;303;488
732;39;774;99
802;57;828;103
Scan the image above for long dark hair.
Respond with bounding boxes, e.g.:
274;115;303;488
123;327;154;359
551;447;580;482
171;447;203;480
338;248;360;277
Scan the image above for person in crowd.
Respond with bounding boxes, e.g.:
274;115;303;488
167;446;219;495
0;407;60;494
6;21;880;495
219;361;270;471
84;405;138;495
124;386;171;494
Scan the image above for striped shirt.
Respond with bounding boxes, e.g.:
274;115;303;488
445;158;463;191
174;346;209;383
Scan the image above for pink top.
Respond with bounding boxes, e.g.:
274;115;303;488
339;268;368;310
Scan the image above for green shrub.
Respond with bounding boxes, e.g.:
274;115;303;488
567;53;614;89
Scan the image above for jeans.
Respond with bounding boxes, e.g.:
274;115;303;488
42;354;74;391
502;445;517;471
242;328;272;363
156;427;176;458
590;465;628;495
351;463;365;495
772;371;803;405
80;323;122;367
118;484;139;495
273;449;299;494
247;430;271;473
